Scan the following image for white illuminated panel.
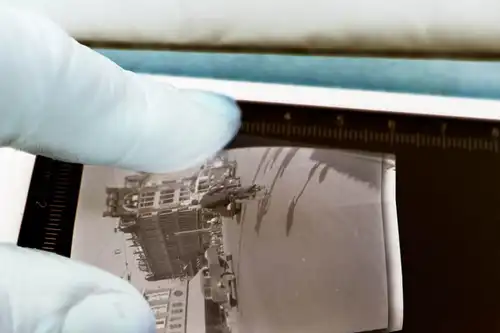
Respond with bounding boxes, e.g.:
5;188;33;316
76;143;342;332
146;74;500;122
382;158;403;332
0;148;35;243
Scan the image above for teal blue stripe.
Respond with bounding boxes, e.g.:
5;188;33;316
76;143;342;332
97;49;500;100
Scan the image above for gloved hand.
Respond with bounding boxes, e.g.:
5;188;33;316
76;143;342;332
0;8;240;333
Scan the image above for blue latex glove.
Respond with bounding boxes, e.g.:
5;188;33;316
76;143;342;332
0;8;240;333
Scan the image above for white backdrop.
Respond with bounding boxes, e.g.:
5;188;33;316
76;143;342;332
3;0;500;56
0;148;35;243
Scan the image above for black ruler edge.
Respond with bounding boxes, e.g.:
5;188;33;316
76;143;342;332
17;99;500;333
229;101;500;155
17;157;83;257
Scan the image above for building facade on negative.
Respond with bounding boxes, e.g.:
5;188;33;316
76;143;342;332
143;283;189;333
144;274;230;333
103;158;236;280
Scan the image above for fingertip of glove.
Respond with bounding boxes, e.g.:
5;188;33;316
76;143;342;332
62;292;155;333
117;89;241;173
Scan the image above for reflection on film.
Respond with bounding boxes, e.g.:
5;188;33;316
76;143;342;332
72;147;401;333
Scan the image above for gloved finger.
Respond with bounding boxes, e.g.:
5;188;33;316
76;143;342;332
0;8;240;173
0;244;155;333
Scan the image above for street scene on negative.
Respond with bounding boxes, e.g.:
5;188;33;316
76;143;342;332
72;146;397;333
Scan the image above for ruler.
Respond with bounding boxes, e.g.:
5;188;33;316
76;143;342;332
229;101;500;154
17;157;82;256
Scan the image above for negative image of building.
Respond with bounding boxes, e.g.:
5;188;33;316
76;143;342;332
144;274;231;333
143;283;189;333
103;159;236;280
